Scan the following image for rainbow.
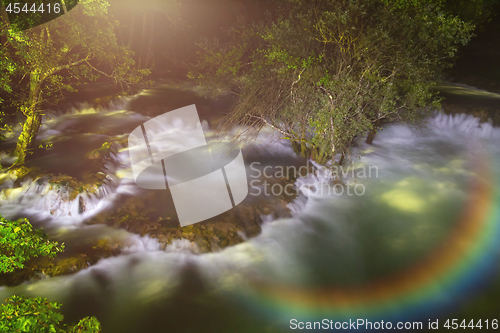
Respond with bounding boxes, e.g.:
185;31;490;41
238;152;500;327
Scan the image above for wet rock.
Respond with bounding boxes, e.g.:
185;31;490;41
87;176;295;253
79;195;86;213
86;141;115;160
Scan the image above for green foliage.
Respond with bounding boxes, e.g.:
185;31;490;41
0;0;150;163
0;295;101;333
0;295;64;332
3;0;81;31
190;0;475;162
0;215;64;273
68;316;101;333
384;0;499;25
0;215;100;332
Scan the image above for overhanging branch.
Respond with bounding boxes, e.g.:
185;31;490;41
46;56;91;77
85;61;130;90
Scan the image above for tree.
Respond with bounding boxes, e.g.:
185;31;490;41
399;0;500;26
0;0;149;165
0;215;64;273
189;0;474;163
0;214;101;332
1;295;101;332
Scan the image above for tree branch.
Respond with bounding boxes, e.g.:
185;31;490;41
85;60;130;90
46;56;91;77
246;113;297;140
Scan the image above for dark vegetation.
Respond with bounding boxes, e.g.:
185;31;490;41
189;0;497;163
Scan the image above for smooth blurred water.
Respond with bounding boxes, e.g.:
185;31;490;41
1;84;499;332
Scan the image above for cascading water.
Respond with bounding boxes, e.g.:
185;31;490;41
0;97;143;222
1;83;499;332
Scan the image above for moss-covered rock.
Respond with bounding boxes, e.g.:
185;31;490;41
87;175;297;253
86;142;115;160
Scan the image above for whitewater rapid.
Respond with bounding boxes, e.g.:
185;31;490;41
1;88;499;331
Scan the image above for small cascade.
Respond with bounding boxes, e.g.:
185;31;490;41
0;95;144;223
431;113;500;139
123;235;162;253
0;177;122;223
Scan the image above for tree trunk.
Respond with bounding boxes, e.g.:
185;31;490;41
291;140;301;156
14;112;42;164
116;27;125;47
60;0;68;13
338;152;345;165
144;13;155;68
127;14;136;50
0;3;9;49
1;2;10;26
366;128;376;144
312;147;326;164
300;126;308;158
13;73;43;164
139;12;148;67
366;120;380;144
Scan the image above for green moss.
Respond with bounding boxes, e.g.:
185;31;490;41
84;170;302;253
86;141;114;160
